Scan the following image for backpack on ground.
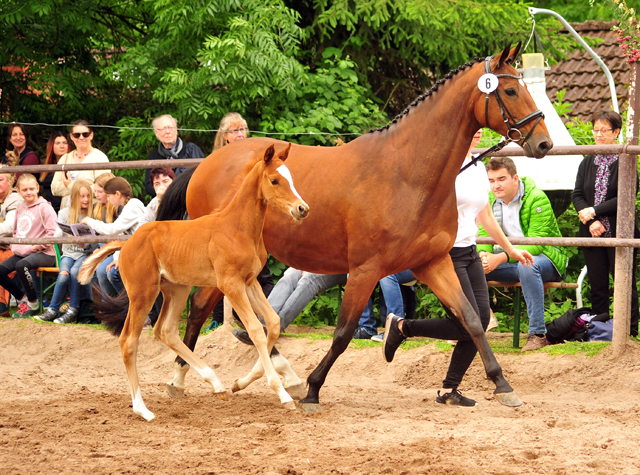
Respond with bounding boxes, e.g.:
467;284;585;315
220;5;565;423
546;307;592;344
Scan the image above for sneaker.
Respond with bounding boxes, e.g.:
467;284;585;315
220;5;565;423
0;302;9;318
436;389;477;407
371;332;384;342
143;316;153;330
352;326;377;340
35;308;59;322
54;307;79;324
9;296;17;307
12;301;39;319
382;314;405;362
521;334;548;352
232;328;255;346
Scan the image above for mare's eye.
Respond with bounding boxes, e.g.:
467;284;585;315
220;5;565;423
505;88;517;97
270;178;279;185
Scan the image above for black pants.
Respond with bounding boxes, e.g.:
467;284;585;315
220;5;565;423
582;246;639;337
402;245;490;389
0;253;56;302
212;262;275;324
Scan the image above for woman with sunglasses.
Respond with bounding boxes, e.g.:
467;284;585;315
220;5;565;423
51;120;111;208
572;110;640;337
1;124;40;179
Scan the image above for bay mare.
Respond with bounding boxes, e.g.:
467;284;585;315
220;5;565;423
159;44;553;411
79;144;310;420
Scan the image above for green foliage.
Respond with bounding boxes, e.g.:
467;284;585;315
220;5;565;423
294;285;343;327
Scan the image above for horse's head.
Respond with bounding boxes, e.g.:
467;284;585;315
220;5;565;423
260;143;309;221
475;43;553;158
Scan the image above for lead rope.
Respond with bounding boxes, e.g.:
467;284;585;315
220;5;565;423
458;139;512;175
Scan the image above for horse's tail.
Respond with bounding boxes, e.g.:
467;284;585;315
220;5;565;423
92;284;130;337
77;241;126;285
156;166;197;221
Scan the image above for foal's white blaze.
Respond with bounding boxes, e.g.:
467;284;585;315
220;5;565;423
276;165;302;200
133;387;155;421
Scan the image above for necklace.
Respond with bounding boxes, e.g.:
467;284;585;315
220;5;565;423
74;148;92;161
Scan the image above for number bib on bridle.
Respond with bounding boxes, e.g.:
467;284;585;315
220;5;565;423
459;55;545;175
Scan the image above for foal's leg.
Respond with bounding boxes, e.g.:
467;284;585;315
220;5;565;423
300;272;379;411
232;281;305;399
167;286;223;398
224;282;294;409
118;288;158;421
155;285;228;400
411;257;521;406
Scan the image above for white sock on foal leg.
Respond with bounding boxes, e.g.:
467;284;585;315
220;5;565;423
132;387;155;421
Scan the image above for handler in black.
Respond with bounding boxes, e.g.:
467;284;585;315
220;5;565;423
145;114;205;197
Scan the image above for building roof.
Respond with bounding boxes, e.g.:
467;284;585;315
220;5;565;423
545;20;630;123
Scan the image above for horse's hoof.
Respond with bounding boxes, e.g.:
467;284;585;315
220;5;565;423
282;400;297;411
494;391;522;407
214;391;229;401
285;383;307;400
298;403;322;413
231;381;241;393
166;383;185;399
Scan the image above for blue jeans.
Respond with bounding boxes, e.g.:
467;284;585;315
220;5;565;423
485;253;561;335
96;254;117;297
49;255;89;311
359;270;416;332
107;265;124;295
268;268;347;331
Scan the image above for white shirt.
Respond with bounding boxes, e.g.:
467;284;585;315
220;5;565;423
454;158;490;247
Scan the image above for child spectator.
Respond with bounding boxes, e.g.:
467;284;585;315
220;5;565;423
0;174;57;318
92;173;118;223
35;180;94;324
0;169;23;317
81;177;146;297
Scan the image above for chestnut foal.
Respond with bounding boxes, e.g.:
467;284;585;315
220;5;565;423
79;144;309;421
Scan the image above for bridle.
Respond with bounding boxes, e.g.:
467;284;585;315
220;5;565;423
459;55;545;174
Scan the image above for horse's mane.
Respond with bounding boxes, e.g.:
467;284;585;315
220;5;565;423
212;156;263;214
369;57;484;134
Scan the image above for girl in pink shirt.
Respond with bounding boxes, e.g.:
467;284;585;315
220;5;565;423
0;174;57;318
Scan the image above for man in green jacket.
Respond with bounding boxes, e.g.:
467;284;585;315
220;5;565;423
477;157;568;352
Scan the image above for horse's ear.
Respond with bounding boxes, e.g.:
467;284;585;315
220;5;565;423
498;44;511;68
505;42;522;65
263;144;275;164
277;143;292;162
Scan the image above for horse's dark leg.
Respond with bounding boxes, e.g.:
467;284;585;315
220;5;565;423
299;274;378;411
166;286;223;398
411;257;521;406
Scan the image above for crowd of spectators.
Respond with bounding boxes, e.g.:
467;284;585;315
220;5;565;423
0;110;637;348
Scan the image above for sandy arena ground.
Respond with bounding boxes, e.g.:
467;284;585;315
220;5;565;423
1;319;640;475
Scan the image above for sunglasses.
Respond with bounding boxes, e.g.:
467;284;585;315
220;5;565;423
71;132;91;139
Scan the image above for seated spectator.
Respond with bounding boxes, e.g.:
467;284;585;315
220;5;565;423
81;177;146;297
140;168;175;328
141;168;175;226
0;174;57;318
210;112;268;329
39;131;72;212
145;115;204;197
92;173;118;223
2;124;40;179
354;270;416;340
212;112;248;152
477;157;567;352
232;267;347;344
0;169;23;317
51;120;111;208
35;180;95;324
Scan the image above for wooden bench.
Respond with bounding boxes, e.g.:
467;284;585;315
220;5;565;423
487;280;581;348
